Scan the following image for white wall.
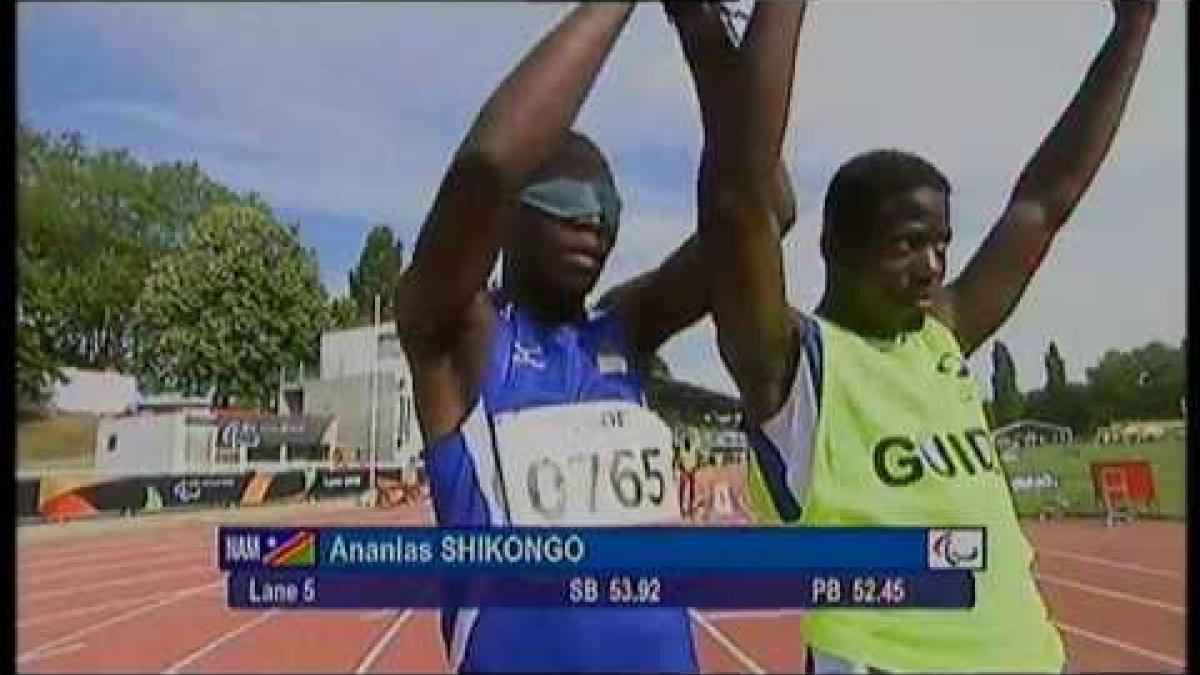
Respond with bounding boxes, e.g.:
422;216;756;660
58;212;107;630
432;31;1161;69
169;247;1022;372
51;368;138;415
321;323;396;378
318;323;423;459
95;412;188;475
321;323;412;379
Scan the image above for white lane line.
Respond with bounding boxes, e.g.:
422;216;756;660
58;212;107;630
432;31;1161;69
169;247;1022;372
17;579;223;664
700;609;804;621
355;610;415;674
22;564;212;602
1036;547;1182;580
17;641;86;663
1036;573;1184;614
21;547;211;587
162;609;280;674
19;585;221;628
689;609;766;674
1057;621;1185;669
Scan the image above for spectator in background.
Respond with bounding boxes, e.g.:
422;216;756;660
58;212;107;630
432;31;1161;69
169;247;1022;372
397;457;416;505
677;429;700;520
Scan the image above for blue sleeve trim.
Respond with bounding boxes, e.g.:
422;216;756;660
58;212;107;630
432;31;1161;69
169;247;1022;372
798;312;824;415
745;426;803;522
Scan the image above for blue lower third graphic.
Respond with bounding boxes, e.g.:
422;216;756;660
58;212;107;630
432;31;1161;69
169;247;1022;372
227;569;974;609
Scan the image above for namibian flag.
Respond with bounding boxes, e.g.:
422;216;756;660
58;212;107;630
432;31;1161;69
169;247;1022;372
263;530;317;567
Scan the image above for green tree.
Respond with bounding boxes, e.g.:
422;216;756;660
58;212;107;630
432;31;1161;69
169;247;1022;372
1027;340;1094;432
327;294;360;330
1086;341;1185;423
16;323;56;409
348;225;402;323
1025;383;1096;436
990;341;1023;426
17;124;263;375
133;205;327;407
16;239;64;408
16;271;67;410
1044;341;1067;394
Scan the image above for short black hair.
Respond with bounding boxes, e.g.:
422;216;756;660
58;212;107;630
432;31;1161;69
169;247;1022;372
528;129;617;190
823;149;951;241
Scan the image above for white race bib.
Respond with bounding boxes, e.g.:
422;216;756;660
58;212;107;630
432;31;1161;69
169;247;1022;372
492;401;681;526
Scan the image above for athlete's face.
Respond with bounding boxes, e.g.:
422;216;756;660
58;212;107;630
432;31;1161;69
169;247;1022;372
508;164;618;302
848;186;951;329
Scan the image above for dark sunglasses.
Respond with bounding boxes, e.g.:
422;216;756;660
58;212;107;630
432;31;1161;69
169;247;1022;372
519;178;622;236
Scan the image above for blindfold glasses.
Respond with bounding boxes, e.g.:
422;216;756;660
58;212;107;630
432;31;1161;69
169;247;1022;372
519;178;622;236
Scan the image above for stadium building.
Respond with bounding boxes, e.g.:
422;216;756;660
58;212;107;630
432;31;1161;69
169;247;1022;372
281;323;423;468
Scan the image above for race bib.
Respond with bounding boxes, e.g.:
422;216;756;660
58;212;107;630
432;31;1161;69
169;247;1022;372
492;401;681;526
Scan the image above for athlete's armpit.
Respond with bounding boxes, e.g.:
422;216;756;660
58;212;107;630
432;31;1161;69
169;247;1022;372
402;294;496;450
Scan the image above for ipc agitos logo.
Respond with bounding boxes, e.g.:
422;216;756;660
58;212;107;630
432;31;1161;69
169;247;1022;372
173;479;202;503
927;528;985;569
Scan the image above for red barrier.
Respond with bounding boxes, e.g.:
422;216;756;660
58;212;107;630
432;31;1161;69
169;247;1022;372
1090;460;1157;512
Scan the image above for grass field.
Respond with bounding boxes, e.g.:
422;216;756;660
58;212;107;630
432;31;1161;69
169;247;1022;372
1000;438;1186;518
16;412;99;471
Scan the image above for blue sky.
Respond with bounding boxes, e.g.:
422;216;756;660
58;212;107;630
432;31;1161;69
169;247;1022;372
18;2;1185;397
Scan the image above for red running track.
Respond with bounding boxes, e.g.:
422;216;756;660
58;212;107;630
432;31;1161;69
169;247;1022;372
16;503;1185;673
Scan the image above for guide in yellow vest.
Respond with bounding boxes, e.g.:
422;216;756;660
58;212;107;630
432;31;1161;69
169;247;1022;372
684;0;1159;671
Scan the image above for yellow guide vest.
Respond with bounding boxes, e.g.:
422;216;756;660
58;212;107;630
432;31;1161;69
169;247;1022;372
747;314;1064;672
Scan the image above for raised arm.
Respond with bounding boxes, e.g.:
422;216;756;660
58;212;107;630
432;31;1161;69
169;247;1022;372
936;0;1157;356
600;3;796;362
699;1;807;423
394;3;635;344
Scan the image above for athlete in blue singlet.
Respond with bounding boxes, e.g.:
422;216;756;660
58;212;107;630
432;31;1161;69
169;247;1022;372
392;3;800;672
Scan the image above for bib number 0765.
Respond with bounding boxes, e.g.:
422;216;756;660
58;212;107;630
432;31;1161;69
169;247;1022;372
527;447;666;519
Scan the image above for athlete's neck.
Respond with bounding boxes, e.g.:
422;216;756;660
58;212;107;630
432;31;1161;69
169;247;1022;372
817;287;918;340
499;282;586;325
